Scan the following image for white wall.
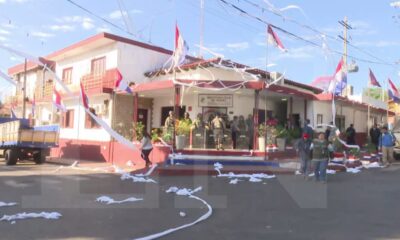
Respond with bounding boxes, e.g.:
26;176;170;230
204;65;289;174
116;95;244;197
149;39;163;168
60;95;111;141
117;42;172;84
55;43;118;89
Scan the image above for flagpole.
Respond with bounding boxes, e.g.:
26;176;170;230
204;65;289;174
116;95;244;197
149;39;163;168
264;33;269;161
367;82;371;140
386;78;389;128
76;91;82;160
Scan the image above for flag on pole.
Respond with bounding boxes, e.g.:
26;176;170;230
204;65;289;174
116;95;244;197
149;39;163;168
80;82;89;109
52;88;67;112
328;58;347;95
369;68;381;87
172;24;189;68
267;25;287;52
10;104;17;119
115;69;133;94
388;78;400;103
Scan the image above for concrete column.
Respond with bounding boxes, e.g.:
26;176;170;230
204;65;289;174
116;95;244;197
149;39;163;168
253;90;260;151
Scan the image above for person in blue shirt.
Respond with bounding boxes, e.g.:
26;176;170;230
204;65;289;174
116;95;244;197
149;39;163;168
379;126;396;167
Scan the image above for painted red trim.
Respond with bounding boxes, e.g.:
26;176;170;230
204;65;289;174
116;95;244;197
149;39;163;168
267;84;316;99
8;58;55;75
9;32;197;75
316;93;395;116
134;80;175;92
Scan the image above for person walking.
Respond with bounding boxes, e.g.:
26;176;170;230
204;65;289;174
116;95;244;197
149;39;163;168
346;124;356;145
379;126;396;167
140;131;153;168
211;113;225;150
302;119;314;143
246;114;254;150
310;132;333;183
296;133;312;178
370;123;381;151
231;116;239;149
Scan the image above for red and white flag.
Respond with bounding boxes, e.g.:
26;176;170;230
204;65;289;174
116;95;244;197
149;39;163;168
369;68;381;87
267;25;287;52
80;82;89;109
115;69;133;94
172;24;189;68
388;78;400;103
52;88;66;112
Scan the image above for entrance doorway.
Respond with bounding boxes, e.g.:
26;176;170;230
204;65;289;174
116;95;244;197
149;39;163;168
161;106;186;126
138;109;148;131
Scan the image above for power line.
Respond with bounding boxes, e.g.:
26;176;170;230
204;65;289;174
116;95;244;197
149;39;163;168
239;0;394;66
218;0;395;66
65;0;137;38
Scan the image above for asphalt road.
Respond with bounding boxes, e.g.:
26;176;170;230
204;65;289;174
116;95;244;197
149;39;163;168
0;160;400;240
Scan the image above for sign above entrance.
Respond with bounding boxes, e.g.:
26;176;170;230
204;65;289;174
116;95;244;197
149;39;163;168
198;94;233;107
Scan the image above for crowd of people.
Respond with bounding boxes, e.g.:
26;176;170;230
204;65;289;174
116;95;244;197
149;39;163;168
162;111;255;151
296;120;397;184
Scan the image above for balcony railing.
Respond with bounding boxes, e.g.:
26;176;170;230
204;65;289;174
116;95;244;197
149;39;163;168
35;81;54;101
81;68;118;92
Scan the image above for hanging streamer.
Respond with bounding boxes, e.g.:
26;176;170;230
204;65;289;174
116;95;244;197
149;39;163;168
85;109;136;151
0;45;72;95
0;70;17;86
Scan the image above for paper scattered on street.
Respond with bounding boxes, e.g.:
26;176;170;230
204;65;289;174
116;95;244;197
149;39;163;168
179;212;186;217
133;186;212;240
0;212;62;223
96;196;143;205
213;163;275;183
0;202;17;208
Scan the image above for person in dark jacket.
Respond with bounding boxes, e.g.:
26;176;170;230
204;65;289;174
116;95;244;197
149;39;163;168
311;132;333;183
296;133;312;177
302;119;314;143
345;124;356;145
369;123;380;151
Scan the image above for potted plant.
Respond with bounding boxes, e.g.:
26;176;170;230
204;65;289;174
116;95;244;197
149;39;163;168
175;120;191;150
258;123;266;152
275;125;290;151
151;128;162;144
133;122;144;142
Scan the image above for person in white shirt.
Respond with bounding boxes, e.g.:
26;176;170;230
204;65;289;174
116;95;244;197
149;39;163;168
140;131;153;168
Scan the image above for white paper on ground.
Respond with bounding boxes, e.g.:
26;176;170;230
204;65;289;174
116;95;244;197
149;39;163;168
327;169;336;174
135;164;158;177
96;196;143;205
179;212;186;217
295;170;302;175
363;162;383;169
213;162;275;182
0;212;62;223
0;202;17;208
346;168;361;174
133;186;212;240
229;179;240;184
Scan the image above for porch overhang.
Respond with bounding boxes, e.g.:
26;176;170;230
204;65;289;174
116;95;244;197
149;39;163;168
316;93;395;116
133;79;265;92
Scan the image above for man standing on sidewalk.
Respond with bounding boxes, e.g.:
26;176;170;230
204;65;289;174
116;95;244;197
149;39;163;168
379;126;396;167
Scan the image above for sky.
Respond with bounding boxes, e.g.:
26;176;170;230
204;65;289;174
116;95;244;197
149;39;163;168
1;0;400;97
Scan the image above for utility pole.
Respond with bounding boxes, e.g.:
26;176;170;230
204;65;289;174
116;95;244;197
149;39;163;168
22;58;27;119
338;17;352;96
343;16;348;68
199;0;205;58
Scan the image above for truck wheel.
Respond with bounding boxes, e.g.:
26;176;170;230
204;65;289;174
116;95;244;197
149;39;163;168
33;150;46;164
5;149;18;166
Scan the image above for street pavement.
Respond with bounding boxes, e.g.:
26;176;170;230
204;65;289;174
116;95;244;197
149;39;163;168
0;160;400;240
